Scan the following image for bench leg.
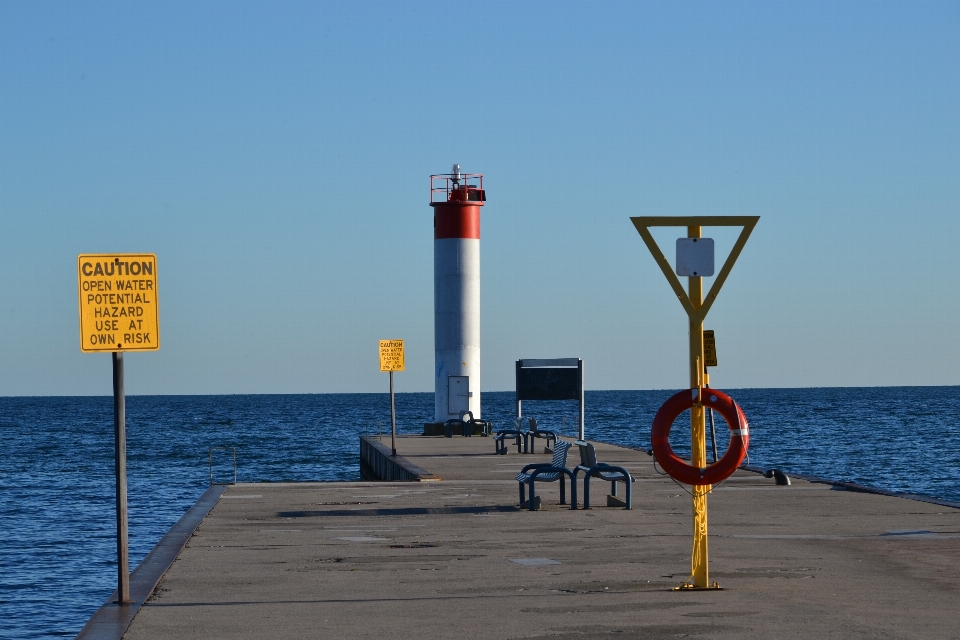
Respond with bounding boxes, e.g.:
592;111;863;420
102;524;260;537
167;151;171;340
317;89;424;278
624;480;632;510
519;482;525;505
528;482;537;511
569;472;577;510
611;480;618;498
560;475;566;505
583;475;591;510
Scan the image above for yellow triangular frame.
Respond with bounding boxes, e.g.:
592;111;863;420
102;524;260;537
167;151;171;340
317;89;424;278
630;216;759;325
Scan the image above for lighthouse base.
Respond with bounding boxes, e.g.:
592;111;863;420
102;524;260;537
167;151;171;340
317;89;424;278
422;422;489;437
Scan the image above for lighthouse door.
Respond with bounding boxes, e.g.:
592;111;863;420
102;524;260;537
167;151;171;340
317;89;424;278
448;376;470;416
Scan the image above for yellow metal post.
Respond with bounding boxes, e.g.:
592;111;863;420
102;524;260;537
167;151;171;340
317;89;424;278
630;215;758;592
686;225;710;589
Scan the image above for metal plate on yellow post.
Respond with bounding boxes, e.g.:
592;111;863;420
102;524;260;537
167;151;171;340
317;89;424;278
379;340;405;372
78;254;159;352
676;238;715;277
703;330;718;368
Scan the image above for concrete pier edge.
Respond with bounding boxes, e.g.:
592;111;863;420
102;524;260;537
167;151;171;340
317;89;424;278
359;434;440;481
75;484;227;640
584;436;960;511
741;465;960;510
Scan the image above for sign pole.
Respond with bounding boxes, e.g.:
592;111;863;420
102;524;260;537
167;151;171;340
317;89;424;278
687;224;709;589
378;339;405;456
112;351;132;604
78;254;160;605
389;370;397;456
631;215;758;590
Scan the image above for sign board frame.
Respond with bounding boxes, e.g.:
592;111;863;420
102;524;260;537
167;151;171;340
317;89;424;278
515;358;584;439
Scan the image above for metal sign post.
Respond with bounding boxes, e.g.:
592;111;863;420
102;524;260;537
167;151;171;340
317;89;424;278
78;253;160;605
632;216;758;590
379;340;405;456
112;351;132;604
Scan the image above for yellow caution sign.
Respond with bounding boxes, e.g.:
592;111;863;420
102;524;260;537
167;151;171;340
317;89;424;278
78;254;159;352
379;339;405;372
703;330;718;368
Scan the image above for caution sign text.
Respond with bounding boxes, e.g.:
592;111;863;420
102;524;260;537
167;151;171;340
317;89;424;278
78;254;160;352
379;339;405;372
703;330;717;368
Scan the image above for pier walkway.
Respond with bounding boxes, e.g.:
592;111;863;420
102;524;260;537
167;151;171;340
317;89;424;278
119;436;959;639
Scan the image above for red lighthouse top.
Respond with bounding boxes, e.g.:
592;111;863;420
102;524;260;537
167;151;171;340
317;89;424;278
430;166;485;204
431;165;485;240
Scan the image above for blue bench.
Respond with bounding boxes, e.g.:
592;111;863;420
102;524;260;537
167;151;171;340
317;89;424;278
573;440;634;510
446;411;491;438
516;440;577;510
495;418;524;454
522;417;558;454
443;418;465;438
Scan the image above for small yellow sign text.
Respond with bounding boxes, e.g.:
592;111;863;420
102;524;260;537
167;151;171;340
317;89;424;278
703;330;717;368
78;254;160;352
379;339;405;372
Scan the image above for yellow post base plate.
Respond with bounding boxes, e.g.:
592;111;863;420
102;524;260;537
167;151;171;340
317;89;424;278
672;581;722;591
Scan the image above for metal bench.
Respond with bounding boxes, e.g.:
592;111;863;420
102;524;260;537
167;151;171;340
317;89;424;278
495;418;525;454
443;418;465;438
573;440;634;510
461;411;491;437
445;411;491;437
522;417;558;454
516;440;577;510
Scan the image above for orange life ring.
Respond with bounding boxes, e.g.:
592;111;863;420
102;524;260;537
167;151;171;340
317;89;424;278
650;388;749;485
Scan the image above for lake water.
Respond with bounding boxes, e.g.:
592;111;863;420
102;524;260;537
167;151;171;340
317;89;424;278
2;387;959;638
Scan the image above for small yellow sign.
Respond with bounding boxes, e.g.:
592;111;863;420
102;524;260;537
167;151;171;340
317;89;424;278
78;254;160;352
703;330;717;368
379;339;405;372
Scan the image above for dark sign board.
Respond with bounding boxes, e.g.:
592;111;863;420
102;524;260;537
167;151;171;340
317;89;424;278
517;367;579;401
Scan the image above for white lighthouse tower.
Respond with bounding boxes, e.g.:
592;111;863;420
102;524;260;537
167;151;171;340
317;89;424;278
430;165;485;423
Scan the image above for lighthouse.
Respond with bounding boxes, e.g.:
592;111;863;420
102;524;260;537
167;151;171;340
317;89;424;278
431;165;485;423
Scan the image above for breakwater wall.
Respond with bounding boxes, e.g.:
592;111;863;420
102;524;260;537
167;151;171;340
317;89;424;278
359;435;439;481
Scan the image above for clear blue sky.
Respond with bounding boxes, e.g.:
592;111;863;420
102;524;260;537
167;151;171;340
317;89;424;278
1;1;958;396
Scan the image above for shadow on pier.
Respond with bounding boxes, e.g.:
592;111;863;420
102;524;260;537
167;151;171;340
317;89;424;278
277;505;520;518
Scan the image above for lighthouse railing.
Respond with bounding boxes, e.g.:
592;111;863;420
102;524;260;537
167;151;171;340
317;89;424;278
430;173;484;203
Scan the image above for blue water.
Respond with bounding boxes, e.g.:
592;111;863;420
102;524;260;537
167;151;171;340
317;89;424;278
2;387;959;639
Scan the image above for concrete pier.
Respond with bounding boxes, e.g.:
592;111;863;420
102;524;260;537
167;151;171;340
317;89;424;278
359;435;439;482
117;436;960;639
